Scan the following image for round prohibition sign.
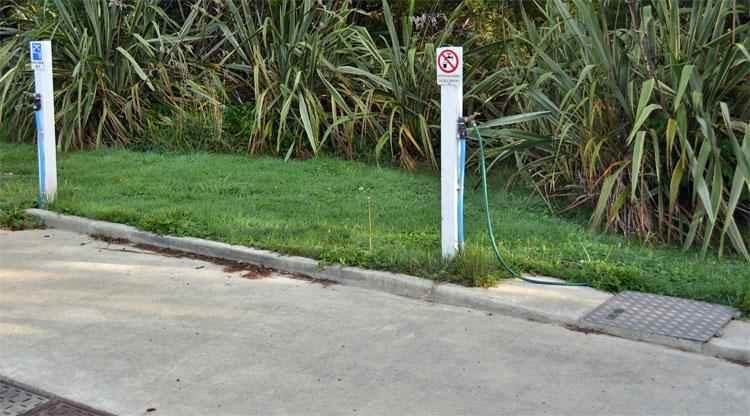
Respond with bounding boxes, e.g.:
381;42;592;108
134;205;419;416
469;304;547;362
438;49;459;74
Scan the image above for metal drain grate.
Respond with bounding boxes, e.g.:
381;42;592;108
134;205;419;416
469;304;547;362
0;381;49;416
0;380;109;416
31;402;104;416
581;291;739;342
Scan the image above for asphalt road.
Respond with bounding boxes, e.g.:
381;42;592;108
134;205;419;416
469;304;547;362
1;229;748;416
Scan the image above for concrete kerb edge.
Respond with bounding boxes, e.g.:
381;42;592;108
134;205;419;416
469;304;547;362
24;209;571;323
703;339;750;363
24;209;750;363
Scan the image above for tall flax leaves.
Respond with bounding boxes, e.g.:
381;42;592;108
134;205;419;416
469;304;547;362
1;0;747;258
487;0;749;258
342;0;459;171
211;0;364;158
0;0;215;149
213;0;462;168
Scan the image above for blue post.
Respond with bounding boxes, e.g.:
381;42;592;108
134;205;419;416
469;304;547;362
34;110;45;208
457;133;466;249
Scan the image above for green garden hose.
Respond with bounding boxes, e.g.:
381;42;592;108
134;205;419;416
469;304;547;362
474;124;592;287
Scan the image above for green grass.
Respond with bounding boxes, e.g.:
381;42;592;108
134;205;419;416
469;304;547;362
1;141;748;313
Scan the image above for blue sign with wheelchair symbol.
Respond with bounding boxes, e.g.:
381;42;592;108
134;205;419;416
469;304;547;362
30;42;43;63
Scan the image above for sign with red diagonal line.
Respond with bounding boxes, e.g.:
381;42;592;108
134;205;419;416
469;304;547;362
438;49;459;73
436;47;463;85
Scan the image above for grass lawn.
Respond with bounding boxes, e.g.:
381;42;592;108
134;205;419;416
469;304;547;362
1;141;748;313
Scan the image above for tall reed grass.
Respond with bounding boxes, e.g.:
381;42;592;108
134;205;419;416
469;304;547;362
1;0;747;257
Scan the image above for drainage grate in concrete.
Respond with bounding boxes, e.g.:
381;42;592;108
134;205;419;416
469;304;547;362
581;291;739;342
0;381;49;416
0;379;109;416
30;402;104;416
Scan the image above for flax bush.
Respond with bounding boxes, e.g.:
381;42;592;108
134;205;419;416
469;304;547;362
478;0;749;258
1;0;747;258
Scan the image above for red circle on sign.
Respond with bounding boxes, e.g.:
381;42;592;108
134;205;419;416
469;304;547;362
438;49;459;74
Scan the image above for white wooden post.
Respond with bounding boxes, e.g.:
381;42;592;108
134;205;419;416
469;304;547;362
436;47;463;259
30;40;57;204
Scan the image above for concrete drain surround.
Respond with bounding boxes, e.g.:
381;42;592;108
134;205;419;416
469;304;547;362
0;380;107;416
581;291;739;343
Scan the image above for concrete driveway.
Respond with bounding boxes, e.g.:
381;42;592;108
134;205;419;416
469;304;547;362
1;229;748;416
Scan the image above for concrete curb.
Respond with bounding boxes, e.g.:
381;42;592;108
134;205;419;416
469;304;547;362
25;209;589;325
24;209;750;363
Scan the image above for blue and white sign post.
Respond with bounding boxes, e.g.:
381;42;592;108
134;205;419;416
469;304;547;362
30;40;57;205
437;46;463;259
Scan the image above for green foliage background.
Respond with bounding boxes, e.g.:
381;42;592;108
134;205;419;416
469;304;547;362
1;0;748;259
